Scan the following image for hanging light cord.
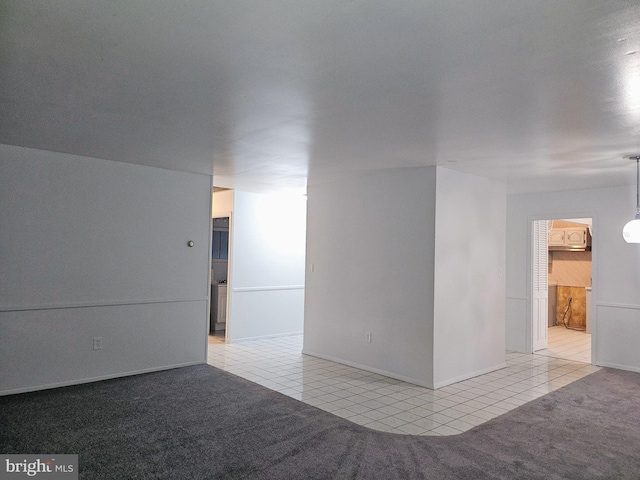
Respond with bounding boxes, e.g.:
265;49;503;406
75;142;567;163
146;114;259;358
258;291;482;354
635;157;640;219
561;297;585;332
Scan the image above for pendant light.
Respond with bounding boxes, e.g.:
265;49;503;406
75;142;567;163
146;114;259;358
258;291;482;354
623;155;640;243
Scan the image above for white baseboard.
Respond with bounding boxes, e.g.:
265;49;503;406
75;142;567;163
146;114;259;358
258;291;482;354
0;361;203;396
595;361;640;374
432;362;507;389
229;330;303;343
301;349;431;388
506;345;528;354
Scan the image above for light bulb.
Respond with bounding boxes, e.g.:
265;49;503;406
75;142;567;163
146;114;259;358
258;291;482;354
622;218;640;243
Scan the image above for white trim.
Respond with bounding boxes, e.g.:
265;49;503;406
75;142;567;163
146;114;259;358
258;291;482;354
0;298;208;313
302;349;431;388
228;330;303;343
232;285;305;293
0;361;203;396
596;361;640;374
531;219;549;352
206;177;214;360
433;363;508;389
597;302;640;311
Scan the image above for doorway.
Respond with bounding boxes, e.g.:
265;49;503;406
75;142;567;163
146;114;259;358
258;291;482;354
210;216;230;340
532;218;593;364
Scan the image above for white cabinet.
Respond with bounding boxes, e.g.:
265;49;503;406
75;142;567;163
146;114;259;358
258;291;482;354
548;227;588;250
564;228;587;247
211;284;228;332
548;229;566;246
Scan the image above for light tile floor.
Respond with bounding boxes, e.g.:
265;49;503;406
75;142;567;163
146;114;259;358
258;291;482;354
207;329;599;436
535;325;591;363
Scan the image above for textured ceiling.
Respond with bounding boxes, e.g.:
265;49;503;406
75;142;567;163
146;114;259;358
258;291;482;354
2;1;640;193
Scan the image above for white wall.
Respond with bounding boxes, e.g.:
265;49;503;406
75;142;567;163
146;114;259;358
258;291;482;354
226;190;307;341
304;166;507;388
211;192;234;284
212;190;234;216
507;186;640;371
0;145;212;394
433;168;506;387
304;167;438;387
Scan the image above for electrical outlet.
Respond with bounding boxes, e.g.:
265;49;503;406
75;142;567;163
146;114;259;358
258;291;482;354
365;332;372;343
93;337;103;350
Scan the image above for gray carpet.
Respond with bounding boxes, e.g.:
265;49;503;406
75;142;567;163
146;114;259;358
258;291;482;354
2;364;640;479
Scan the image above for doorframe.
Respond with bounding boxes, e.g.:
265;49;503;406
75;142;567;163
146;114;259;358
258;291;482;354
527;213;597;364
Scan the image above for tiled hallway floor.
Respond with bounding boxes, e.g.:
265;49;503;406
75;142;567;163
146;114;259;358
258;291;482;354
535;325;591;363
207;333;599;436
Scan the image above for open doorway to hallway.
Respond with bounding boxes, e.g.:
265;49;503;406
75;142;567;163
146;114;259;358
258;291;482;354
532;218;593;364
